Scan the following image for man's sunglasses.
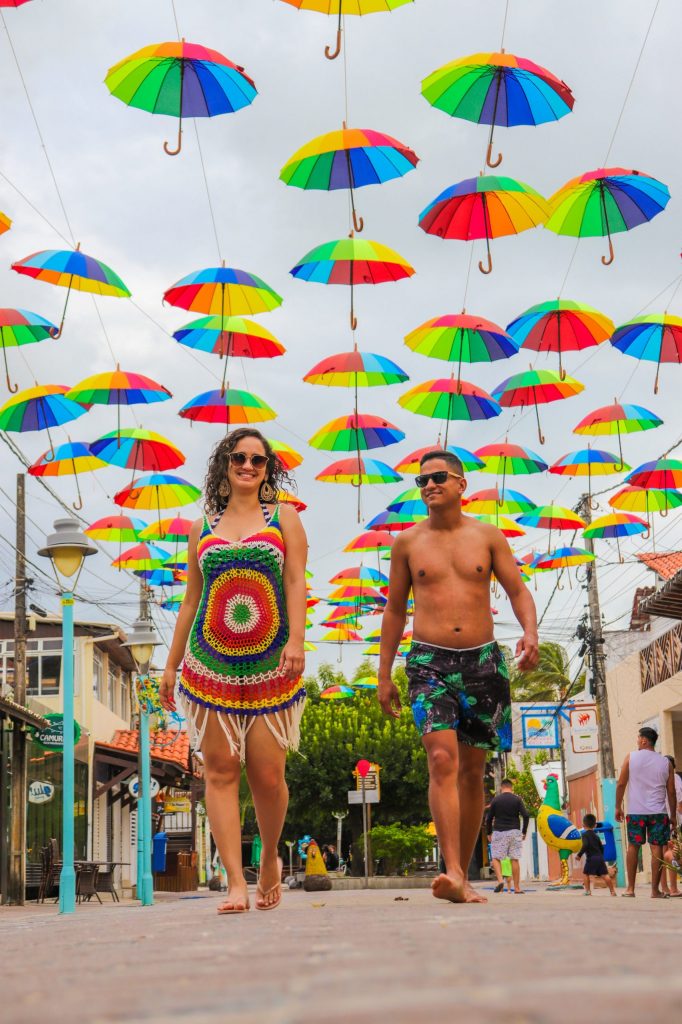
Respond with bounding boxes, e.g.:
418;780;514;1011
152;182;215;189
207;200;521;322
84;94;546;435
415;470;462;488
228;452;269;469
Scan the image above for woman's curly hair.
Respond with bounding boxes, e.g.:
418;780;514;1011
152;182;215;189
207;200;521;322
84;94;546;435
203;428;296;517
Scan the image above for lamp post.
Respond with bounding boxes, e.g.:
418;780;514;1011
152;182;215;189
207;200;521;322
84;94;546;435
38;518;96;915
122;617;161;908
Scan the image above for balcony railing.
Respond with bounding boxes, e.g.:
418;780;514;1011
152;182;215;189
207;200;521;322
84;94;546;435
640;622;682;691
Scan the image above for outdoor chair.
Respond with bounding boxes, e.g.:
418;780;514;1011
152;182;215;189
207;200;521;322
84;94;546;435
38;843;59;904
95;864;119;902
76;863;102;904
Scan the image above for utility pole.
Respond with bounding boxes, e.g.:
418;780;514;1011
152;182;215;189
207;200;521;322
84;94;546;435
8;474;28;905
582;496;615;779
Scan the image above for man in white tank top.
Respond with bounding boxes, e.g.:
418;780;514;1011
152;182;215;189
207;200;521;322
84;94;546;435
615;726;678;897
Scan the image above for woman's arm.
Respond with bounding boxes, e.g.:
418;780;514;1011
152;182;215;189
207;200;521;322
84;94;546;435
159;519;203;711
279;504;308;681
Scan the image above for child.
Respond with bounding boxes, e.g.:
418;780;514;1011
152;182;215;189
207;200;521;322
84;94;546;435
501;858;513;892
576;814;616;896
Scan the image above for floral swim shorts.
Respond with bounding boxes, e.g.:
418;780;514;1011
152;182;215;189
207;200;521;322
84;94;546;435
405;640;511;752
626;813;671;847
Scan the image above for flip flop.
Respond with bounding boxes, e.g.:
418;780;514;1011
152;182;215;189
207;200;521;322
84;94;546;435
256;857;283;911
621;892;636;898
493;883;504;893
217;894;250;915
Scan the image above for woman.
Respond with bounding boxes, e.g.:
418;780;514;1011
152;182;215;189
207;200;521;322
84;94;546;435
159;428;308;913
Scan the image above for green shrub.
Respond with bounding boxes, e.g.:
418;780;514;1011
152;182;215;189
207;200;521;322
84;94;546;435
363;822;433;875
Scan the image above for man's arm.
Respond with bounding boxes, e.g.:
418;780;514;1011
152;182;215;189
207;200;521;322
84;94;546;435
485;798;497;838
518;798;530;837
615;754;630;821
666;764;678;823
377;534;411;718
490;529;539;671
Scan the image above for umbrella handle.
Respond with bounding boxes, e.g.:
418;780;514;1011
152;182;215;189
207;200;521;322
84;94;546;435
164;118;183;157
556;571;564;592
352;208;364;233
325;27;342;60
486;142;502;169
601;235;614;266
2;343;18;393
590;495;599;511
478;251;493;275
72;494;84;512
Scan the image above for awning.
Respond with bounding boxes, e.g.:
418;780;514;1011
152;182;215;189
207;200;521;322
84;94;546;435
0;695;49;730
639;569;682;621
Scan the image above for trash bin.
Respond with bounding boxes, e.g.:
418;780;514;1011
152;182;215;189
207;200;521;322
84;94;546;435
152;831;168;873
594;821;616;861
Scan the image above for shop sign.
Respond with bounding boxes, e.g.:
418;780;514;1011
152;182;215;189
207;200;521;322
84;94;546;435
31;713;81;751
521;707;560;749
164;796;191;813
28;781;55;804
569;706;599;754
126;775;160;799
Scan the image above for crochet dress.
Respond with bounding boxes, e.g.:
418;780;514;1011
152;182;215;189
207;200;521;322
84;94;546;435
178;503;306;761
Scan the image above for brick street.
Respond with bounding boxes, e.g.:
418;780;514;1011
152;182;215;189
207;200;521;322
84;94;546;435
3;884;681;1024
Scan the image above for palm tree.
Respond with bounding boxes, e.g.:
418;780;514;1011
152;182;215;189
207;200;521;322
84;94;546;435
510;642;581;703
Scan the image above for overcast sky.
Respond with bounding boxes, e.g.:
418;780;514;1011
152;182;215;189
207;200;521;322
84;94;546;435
0;0;680;677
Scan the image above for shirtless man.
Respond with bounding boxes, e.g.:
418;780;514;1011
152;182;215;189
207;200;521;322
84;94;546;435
378;450;539;904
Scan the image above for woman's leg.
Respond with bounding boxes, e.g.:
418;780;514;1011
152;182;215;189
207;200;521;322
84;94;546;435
245;715;288;908
201;711;248;911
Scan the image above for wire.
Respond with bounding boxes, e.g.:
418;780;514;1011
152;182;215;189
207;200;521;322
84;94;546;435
500;0;510;50
193;122;223;263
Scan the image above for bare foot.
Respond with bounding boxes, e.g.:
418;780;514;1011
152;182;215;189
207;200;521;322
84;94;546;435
431;872;466;903
463;881;488;904
256;856;283;910
217;882;250;914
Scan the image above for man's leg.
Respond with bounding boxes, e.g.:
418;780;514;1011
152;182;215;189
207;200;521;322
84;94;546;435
650;843;664;896
422;731;464;902
457;744;487;885
511;858;522;893
491;857;504;885
625;843;639;894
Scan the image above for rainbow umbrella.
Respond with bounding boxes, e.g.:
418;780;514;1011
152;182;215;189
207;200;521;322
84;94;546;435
418;175;548;274
352;676;379;689
329;584;385;602
160;593;186;611
471;513;526;538
11;246;130;337
573;400;663;468
405;313;518;380
344;528;393;573
136;568;186;587
164;265;282;317
320;685;355;699
0;1;33;7
492;368;584;444
0;308;58;393
304;350;408;387
28;441;106;511
398;378;501;445
550;447;628;504
422;51;574;168
466;487;536;515
506;299;614;379
0;210;11;234
316;456;402;485
278;490;307;512
330;566;388;586
67;369;172;443
625;459;682;491
610;313;682;394
609;485;682;520
533;546;594;588
139;516;193;543
90;428;184;477
516;505;587;553
163;549;189;570
545;168;670;265
0;384;88;455
114;474;201;528
304;640;317;652
364;508;424;532
179;388;276;427
309;413;404;451
387;488;428;517
173;314;284;394
268;438;303;470
86;514;146;543
290;236;414;329
112;543;170;573
279;0;414;61
105;41;257;155
281;125;418;231
583;511;649;561
474;444;547;492
395;444;484;474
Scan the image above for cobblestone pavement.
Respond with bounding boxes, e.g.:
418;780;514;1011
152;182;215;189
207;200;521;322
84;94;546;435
3;884;681;1024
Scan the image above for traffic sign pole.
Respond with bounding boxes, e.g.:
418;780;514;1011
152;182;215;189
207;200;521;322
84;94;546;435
361;776;368;889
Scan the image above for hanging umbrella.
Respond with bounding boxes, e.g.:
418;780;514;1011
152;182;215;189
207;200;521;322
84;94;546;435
304;640;317;652
506;299;614;379
136;568;186;587
609;485;682;519
279;0;414;61
398;378;501;445
290;236;414;329
163;549;189;570
114;474;201;530
112;543;170;573
330;566;388;586
160;593;186;611
344;528;394;573
364;508;424;531
516;505;586;551
465;487;536;515
394;444;484;474
0;1;34;7
86;514;146;543
164;264;282;318
11;246;131;337
610;313;682;393
179;388;276;427
545;168;670;265
422;51;574;168
533;546;594;589
387;488;428;517
550;447;629;505
470;513;526;538
573;400;663;468
28;441;106;511
139;517;194;543
268;438;304;470
320;685;355;699
625;458;682;491
173;314;285;394
404;312;518;380
105;40;257;155
280;125;418;231
304;349;408;387
492;367;584;444
329;584;385;602
316;456;402;485
418;174;548;274
583;512;649;561
0;308;58;393
278;490;308;512
474;444;547;495
309;413;404;451
0;384;88;456
66;369;172;443
351;676;379;689
90;428;184;477
0;210;11;234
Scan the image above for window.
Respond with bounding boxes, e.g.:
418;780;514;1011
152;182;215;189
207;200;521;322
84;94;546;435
93;649;104;702
107;662;119;715
120;672;132;723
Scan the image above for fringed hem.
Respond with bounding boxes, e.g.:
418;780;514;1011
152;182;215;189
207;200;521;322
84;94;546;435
178;691;306;764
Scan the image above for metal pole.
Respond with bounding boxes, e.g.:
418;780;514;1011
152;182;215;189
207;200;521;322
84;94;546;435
136;774;144;899
582;497;615;778
361;777;368;889
8;473;27;905
59;591;76;914
140;705;153;906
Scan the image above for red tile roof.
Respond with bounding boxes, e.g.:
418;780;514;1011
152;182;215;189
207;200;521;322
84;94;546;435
636;551;682;581
99;729;190;771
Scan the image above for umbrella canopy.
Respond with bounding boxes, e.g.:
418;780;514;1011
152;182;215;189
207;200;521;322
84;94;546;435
418;174;548;274
395;444;484;474
492;368;584;444
387;488;428;517
344;530;394;552
465;487;537;515
160;593;186;611
582;512;648;539
67;369;172;441
516;505;587;530
0;384;88;455
268;438;303;470
173;315;285;358
279;0;414;61
12;246;130;337
0;1;34;7
609;486;682;517
474;442;547;476
470;513;526;537
0;308;58;393
136;568;187;587
351;676;379;690
290;236;414;329
364;508;424;532
545;167;670;265
316;456;402;485
0;210;11;234
550;447;628;478
330;566;388;586
280;125;418;232
404;312;518;380
506;299;614;379
28;441;106;511
112;542;171;571
534;546;594;570
422;51;574;168
278;490;307;512
164;265;282;316
179;388;276;426
90;428;184;473
398;378;501;445
105;41;257;155
625;458;682;491
86;514;146;543
610;313;682;393
139;517;194;543
114;473;201;515
574;400;663;468
309;413;404;451
320;685;355;700
163;549;189;570
304;349;408;387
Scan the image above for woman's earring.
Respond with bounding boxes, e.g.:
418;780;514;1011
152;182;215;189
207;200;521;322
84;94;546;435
219;479;230;498
260;481;276;502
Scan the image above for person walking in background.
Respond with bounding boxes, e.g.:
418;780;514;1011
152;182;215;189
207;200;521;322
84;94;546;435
660;755;682;897
577;814;616;896
486;778;530;894
615;726;678;898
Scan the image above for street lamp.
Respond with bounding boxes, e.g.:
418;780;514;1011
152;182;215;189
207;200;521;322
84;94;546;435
38;518;96;915
122;617;161;908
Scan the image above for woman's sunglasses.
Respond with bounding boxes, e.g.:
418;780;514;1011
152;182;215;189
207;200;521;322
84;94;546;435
415;470;462;488
228;452;269;469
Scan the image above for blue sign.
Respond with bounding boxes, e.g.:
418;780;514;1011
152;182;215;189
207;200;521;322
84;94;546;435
521;710;560;749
